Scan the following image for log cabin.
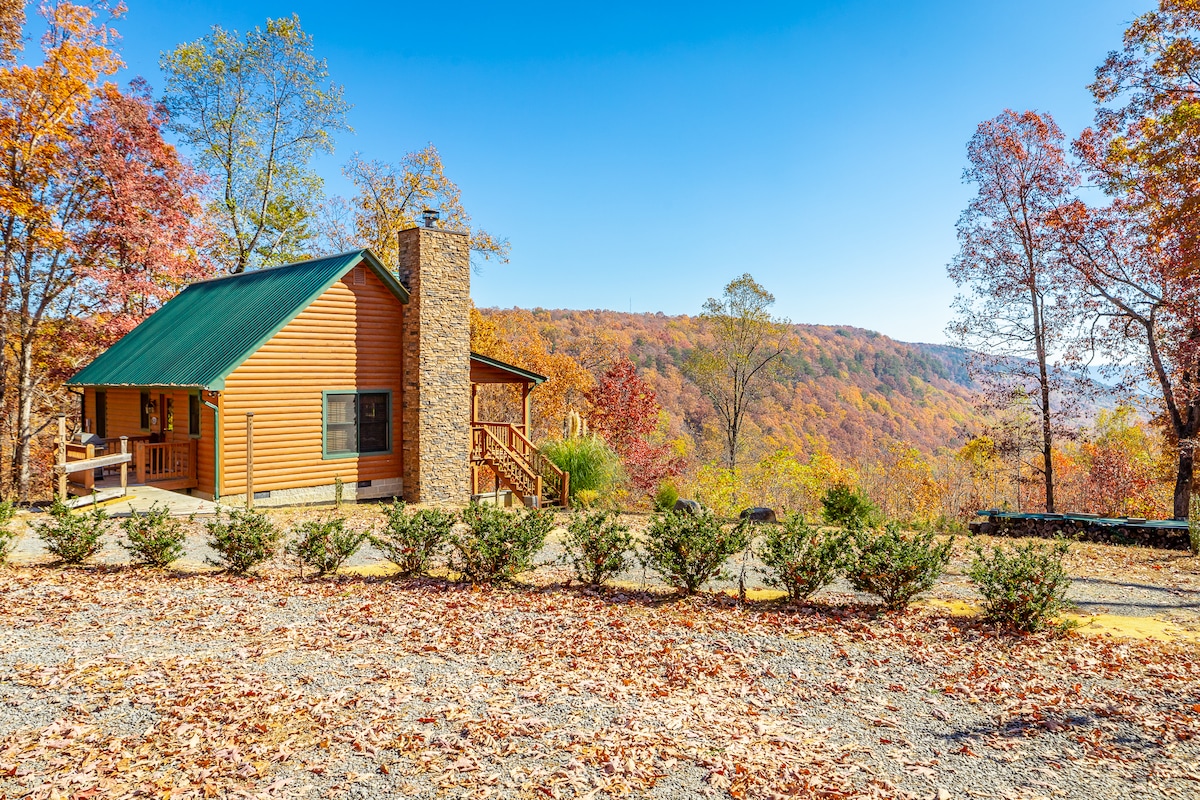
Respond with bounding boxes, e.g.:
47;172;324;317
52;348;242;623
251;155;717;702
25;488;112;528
62;225;567;507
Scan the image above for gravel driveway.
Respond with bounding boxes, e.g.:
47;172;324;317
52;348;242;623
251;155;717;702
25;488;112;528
1;567;1198;800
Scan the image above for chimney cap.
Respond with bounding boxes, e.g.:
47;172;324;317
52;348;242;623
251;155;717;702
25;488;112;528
421;208;440;228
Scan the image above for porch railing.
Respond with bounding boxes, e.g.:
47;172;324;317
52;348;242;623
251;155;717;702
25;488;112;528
53;419;132;500
135;440;198;490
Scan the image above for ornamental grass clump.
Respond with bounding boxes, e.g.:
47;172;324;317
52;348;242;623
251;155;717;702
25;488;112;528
640;510;751;595
36;498;109;565
288;516;368;576
450;503;554;584
845;523;953;610
371;502;455;577
561;509;634;586
969;539;1072;632
758;514;850;601
541;435;621;504
205;508;282;575
120;503;186;567
0;500;15;565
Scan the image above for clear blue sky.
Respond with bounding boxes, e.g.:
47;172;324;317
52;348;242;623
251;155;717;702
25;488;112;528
110;0;1146;344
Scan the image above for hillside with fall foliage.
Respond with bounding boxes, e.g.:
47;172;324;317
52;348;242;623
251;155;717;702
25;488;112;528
475;307;985;466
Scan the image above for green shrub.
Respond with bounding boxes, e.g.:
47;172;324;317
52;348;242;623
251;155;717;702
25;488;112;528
758;514;850;601
844;523;952;610
120;503;186;567
653;482;679;513
288;516;368;576
561;509;635;586
820;484;879;530
640;510;751;595
205;508;282;574
541;435;621;503
371;502;454;577
969;539;1072;632
36;498;109;564
450;503;554;584
0;500;15;565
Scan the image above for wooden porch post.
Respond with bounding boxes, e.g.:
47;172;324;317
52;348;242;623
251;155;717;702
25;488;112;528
56;415;67;501
80;444;94;494
471;383;479;426
119;437;128;495
245;412;254;509
135;442;147;484
522;383;532;436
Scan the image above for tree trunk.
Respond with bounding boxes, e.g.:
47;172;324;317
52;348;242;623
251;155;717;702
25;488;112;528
1039;378;1055;513
1173;398;1199;520
1174;443;1195;520
1030;286;1056;513
15;342;34;503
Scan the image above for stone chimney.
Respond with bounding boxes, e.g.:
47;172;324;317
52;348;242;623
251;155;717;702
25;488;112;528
395;226;471;504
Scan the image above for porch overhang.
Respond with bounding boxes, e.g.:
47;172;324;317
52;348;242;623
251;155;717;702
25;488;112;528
469;353;546;385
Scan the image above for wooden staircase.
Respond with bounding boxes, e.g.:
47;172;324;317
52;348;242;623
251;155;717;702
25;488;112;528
471;423;570;507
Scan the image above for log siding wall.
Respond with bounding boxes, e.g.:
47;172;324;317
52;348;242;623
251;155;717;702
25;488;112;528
219;270;404;497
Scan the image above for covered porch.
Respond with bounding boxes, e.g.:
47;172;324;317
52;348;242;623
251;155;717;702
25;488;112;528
469;353;569;507
55;385;215;503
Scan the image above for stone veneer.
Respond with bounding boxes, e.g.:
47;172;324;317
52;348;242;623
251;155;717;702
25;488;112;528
395;226;472;504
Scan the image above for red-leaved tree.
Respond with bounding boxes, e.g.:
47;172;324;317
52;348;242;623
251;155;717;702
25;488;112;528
0;3;212;500
586;359;683;496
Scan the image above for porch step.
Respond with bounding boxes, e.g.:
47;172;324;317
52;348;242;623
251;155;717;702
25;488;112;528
64;488;127;509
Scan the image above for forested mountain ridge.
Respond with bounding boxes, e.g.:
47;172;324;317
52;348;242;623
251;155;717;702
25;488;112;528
477;307;987;465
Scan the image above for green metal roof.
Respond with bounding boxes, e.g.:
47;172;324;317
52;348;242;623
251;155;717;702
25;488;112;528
67;249;409;391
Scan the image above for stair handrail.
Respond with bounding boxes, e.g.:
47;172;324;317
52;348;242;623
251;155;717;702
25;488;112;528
477;425;539;494
471;422;571;507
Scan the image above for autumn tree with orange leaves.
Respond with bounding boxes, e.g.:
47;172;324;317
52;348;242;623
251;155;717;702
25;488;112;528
947;110;1079;514
1080;0;1200;275
470;307;611;442
0;2;211;501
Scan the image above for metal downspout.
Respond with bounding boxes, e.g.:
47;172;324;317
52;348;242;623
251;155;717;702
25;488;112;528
203;394;220;502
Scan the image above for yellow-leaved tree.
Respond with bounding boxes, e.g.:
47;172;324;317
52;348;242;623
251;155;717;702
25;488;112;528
342;145;508;269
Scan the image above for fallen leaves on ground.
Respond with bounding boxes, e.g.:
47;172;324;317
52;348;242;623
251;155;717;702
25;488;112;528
0;567;1197;799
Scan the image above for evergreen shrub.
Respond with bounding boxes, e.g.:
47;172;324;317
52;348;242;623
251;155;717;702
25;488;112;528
561;509;634;586
288;516;368;576
36;498;108;564
1189;495;1200;556
640;510;751;595
372;502;455;577
820;484;879;530
653;482;679;513
758;514;849;601
969;539;1072;632
205;508;282;574
0;500;15;565
450;503;554;584
845;523;952;610
120;503;186;567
